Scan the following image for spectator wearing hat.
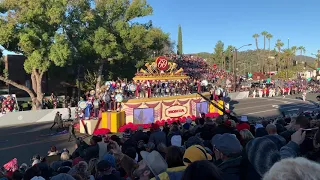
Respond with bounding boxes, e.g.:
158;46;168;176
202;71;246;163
212;133;243;180
244;129;305;180
255;122;268;137
183;145;212;166
95;160;121;180
236;116;250;131
152;146;186;180
108;140;178;180
149;124;167;147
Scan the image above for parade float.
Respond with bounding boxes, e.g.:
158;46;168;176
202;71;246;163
80;56;225;134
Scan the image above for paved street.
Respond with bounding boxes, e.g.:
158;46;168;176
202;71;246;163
231;93;320;121
0;123;83;166
0;93;319;165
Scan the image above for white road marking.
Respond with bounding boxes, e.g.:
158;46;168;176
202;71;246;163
235;104;274;110
272;96;317;104
231;99;269;106
262;98;291;104
245;104;317;115
272;105;279;108
287;109;299;112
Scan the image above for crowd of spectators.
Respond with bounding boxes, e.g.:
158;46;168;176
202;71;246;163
2;111;320;180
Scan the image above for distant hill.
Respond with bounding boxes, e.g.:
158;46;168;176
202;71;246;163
294;55;316;62
193;50;317;72
194;51;316;64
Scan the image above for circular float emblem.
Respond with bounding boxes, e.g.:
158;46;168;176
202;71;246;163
129;84;137;92
156;56;169;71
115;94;123;103
78;100;88;109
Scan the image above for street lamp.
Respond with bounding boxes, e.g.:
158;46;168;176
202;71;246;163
233;44;252;92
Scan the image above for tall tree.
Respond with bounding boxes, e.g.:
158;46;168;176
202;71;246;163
177;25;183;55
253;34;260;50
224;45;234;71
266;33;273;51
213;40;224;68
0;0;72;109
291;46;297;66
282;48;294;70
66;0;170;91
261;31;268;50
297;46;306;62
275;39;284;70
252;34;261;71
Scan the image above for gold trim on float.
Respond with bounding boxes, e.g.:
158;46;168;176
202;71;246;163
132;75;190;81
124;92;210;103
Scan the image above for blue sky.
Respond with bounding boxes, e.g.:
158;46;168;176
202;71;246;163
137;0;319;56
3;0;319;57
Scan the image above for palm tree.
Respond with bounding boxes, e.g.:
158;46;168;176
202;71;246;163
252;34;261;71
261;31;268;50
282;48;294;70
275;39;284;70
291;46;297;66
297;46;306;62
252;34;260;50
266;33;273;51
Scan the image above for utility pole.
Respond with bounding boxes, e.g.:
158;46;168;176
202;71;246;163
233;49;237;92
233;44;252;92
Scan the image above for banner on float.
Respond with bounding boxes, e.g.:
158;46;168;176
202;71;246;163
165;105;187;118
196;102;209;117
123;96;206;123
133;108;154;124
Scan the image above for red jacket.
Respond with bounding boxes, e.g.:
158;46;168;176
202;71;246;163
236;122;250;131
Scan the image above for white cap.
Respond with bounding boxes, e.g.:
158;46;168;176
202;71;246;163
240;116;248;122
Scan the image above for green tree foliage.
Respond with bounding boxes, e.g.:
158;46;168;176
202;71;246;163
177;25;183;55
0;0;171;109
213;40;224;66
224;45;234;71
261;31;268;50
0;0;72;109
65;0;171;90
266;33;273;51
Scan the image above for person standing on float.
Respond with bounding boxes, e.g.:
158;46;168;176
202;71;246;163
85;96;92;120
135;81;140;98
